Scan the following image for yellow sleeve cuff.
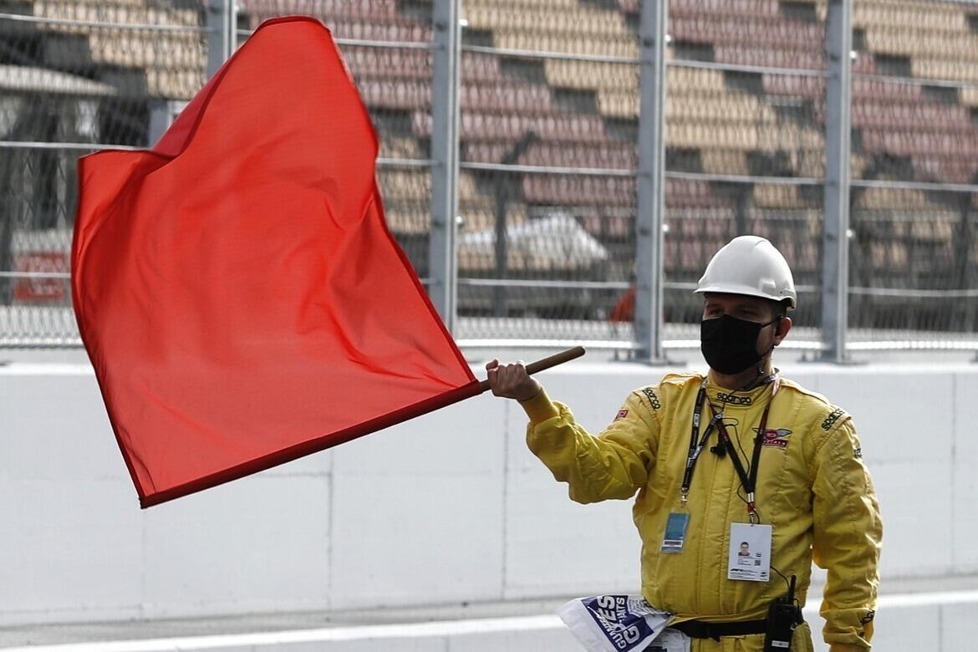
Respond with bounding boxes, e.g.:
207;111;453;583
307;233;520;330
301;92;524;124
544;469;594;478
829;645;869;652
519;387;560;424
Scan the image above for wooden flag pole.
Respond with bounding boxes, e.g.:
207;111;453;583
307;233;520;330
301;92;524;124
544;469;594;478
475;345;586;393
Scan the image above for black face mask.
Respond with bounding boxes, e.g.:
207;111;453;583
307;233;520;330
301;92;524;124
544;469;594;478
700;314;780;375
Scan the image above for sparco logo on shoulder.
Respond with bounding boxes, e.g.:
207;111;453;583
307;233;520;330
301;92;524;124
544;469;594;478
642;388;661;410
716;392;752;406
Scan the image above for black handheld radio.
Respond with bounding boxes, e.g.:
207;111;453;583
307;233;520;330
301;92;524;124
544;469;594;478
764;575;803;651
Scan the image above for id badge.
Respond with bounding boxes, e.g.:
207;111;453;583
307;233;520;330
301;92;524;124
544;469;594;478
661;512;690;553
727;522;772;582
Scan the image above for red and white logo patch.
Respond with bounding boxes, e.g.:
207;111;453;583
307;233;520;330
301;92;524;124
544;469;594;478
614;409;629;421
757;428;792;448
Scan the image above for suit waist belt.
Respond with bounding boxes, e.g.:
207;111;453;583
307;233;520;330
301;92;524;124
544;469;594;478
671;618;768;640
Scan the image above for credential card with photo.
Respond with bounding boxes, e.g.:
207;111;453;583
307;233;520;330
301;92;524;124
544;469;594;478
727;523;772;582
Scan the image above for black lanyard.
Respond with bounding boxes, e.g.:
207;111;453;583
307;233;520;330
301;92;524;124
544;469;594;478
681;378;776;522
680;381;721;503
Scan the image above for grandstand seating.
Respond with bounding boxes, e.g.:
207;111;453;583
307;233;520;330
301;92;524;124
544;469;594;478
449;0;811;253
750;4;978;190
10;0;978;297
669;12;824;55
856;0;978;61
460;79;556;115
665;207;737;274
31;0;205;98
521;175;634;208
341;46;431;80
850;0;978;184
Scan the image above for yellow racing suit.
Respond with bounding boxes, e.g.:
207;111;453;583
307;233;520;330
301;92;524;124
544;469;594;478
520;371;882;652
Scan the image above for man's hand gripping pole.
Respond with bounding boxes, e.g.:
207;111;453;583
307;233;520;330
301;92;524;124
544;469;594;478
478;346;586;393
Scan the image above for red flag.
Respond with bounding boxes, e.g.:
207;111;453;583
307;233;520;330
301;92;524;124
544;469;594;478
71;16;479;508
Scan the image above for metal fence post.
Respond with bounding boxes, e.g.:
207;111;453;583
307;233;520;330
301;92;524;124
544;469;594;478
205;0;236;79
820;0;852;362
429;0;461;331
634;0;669;363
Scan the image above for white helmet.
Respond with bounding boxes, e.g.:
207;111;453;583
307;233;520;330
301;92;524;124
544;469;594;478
694;235;797;309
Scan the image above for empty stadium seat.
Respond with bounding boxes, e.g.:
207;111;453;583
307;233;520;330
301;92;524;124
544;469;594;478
521;141;636;169
32;0;205;97
242;0;402;26
713;45;824;70
357;78;429;110
669;0;783;20
343;46;432;81
670;12;823;53
460;80;555;115
665;208;736;272
415;110;611;144
328;18;432;43
522;174;635;207
544;60;638;93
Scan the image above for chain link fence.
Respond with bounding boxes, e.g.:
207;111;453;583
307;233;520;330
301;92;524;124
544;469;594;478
2;0;978;358
1;0;207;345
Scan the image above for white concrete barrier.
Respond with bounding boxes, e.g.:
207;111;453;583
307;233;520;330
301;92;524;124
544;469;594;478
1;357;976;650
